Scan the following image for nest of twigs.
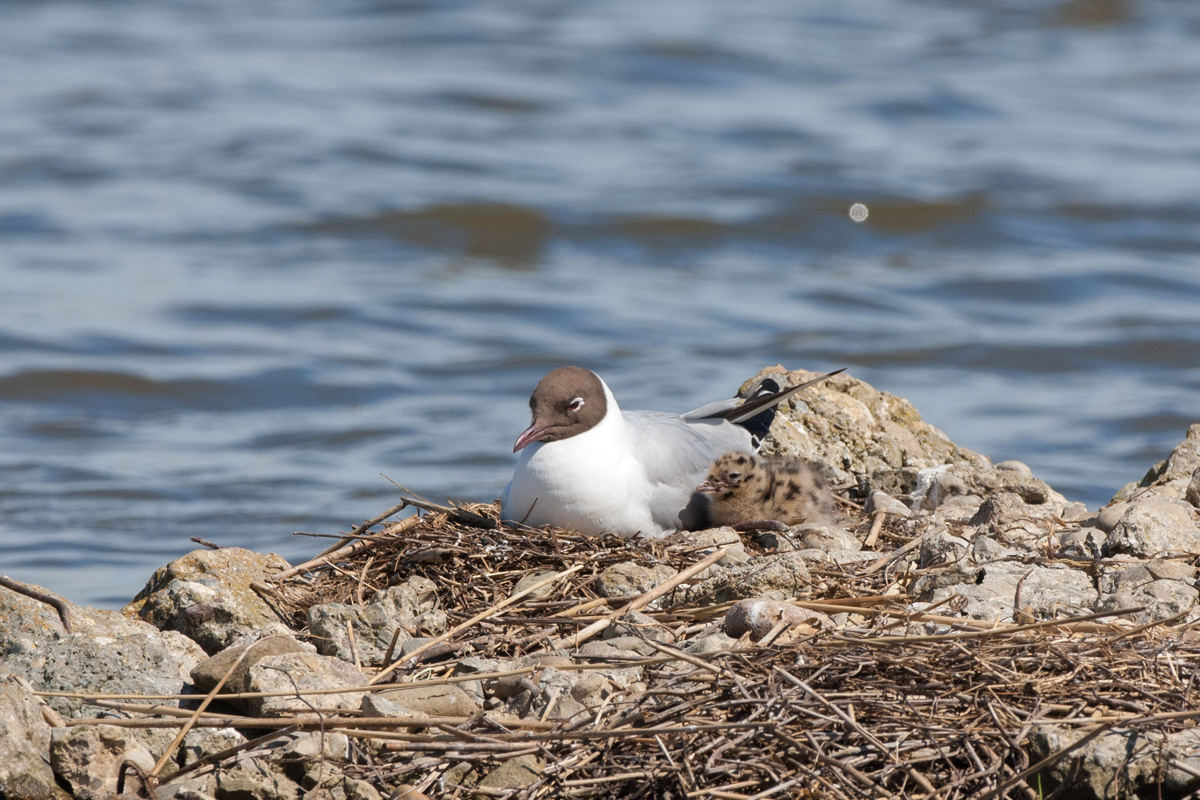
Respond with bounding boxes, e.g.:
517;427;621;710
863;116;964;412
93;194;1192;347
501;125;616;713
237;497;1200;799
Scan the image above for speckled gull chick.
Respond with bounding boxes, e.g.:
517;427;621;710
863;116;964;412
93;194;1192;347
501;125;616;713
500;366;843;537
695;451;836;531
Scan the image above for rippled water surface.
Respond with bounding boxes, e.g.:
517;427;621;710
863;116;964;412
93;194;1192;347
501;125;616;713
2;0;1199;608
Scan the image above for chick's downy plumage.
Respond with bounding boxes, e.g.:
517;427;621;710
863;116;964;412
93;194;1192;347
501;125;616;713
696;451;835;529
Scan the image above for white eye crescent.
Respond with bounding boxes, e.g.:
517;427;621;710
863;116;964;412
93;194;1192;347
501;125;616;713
568;397;585;412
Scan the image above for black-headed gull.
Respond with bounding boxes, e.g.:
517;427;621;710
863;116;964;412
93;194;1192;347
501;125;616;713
695;451;835;531
500;366;843;537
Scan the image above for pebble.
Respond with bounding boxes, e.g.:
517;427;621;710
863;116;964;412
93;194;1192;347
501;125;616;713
724;598;832;640
1097;502;1131;532
865;491;911;517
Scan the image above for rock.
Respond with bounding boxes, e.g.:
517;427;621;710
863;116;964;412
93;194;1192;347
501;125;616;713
675;527;743;551
910;465;966;511
213;758;303;800
0;674;69;800
797;523;861;552
725;598;833;640
49;725;155;800
995;460;1033;477
478;754;543;790
1188;469;1200;509
559;670;610;703
683;632;740;654
452;656;505;706
576;638;654;660
297;773;384;800
754;529;798;552
484;655;574;701
122;548;293;654
864;491;911;517
245;653;369;717
668;528;749;570
190;636;311;698
970;533;1021;563
305;602;397;666
0;582;205;738
793;548;878;567
1096;564;1199;624
968;492;1030;527
179;727;247;766
364;685;480;718
441;761;478;789
1097;502;1131;533
605;609;676;643
587;634;658;657
278;729;351;763
510;667;612;720
928;494;985;525
1103;499;1200;557
1030;724;1200;799
1058;527;1104;559
512;570;560;600
359;693;427;723
919;532;970;568
274;731;352;789
307;577;444;666
594;561;676;599
682;551;811;605
158;775;219;799
755;366;1076;516
915;562;1097;624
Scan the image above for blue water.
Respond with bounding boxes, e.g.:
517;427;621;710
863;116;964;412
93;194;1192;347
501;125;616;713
2;0;1199;608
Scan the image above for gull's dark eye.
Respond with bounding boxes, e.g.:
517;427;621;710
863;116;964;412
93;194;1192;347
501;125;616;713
567;397;585;412
728;471;741;481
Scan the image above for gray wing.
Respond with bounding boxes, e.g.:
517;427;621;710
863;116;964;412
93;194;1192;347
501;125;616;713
681;397;740;421
623;410;754;528
624;412;744;532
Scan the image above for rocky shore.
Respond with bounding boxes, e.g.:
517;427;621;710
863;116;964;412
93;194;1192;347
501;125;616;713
3;367;1200;800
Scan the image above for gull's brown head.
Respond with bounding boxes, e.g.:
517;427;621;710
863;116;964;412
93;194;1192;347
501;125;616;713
513;366;609;452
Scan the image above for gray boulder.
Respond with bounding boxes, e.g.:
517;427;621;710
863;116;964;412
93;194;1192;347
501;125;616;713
189;636;312;707
478;754;544;791
49;725;155;800
0;674;69;800
0;581;205;728
594;561;677;598
245;652;369;717
752;366;1072;513
916;561;1097;623
1096;563;1199;624
1030;724;1200;799
212;757;303;800
123;547;294;654
363;684;480;718
307;577;442;666
682;551;812;605
1103;499;1200;557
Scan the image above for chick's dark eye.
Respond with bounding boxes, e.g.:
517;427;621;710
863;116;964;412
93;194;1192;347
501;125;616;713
567;397;585;412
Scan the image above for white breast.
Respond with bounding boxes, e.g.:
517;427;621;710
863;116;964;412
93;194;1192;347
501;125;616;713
501;387;663;536
500;377;757;537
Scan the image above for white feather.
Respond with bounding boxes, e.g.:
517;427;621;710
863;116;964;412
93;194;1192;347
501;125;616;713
501;375;754;537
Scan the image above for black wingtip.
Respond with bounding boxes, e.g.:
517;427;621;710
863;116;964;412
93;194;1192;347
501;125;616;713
726;368;847;443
